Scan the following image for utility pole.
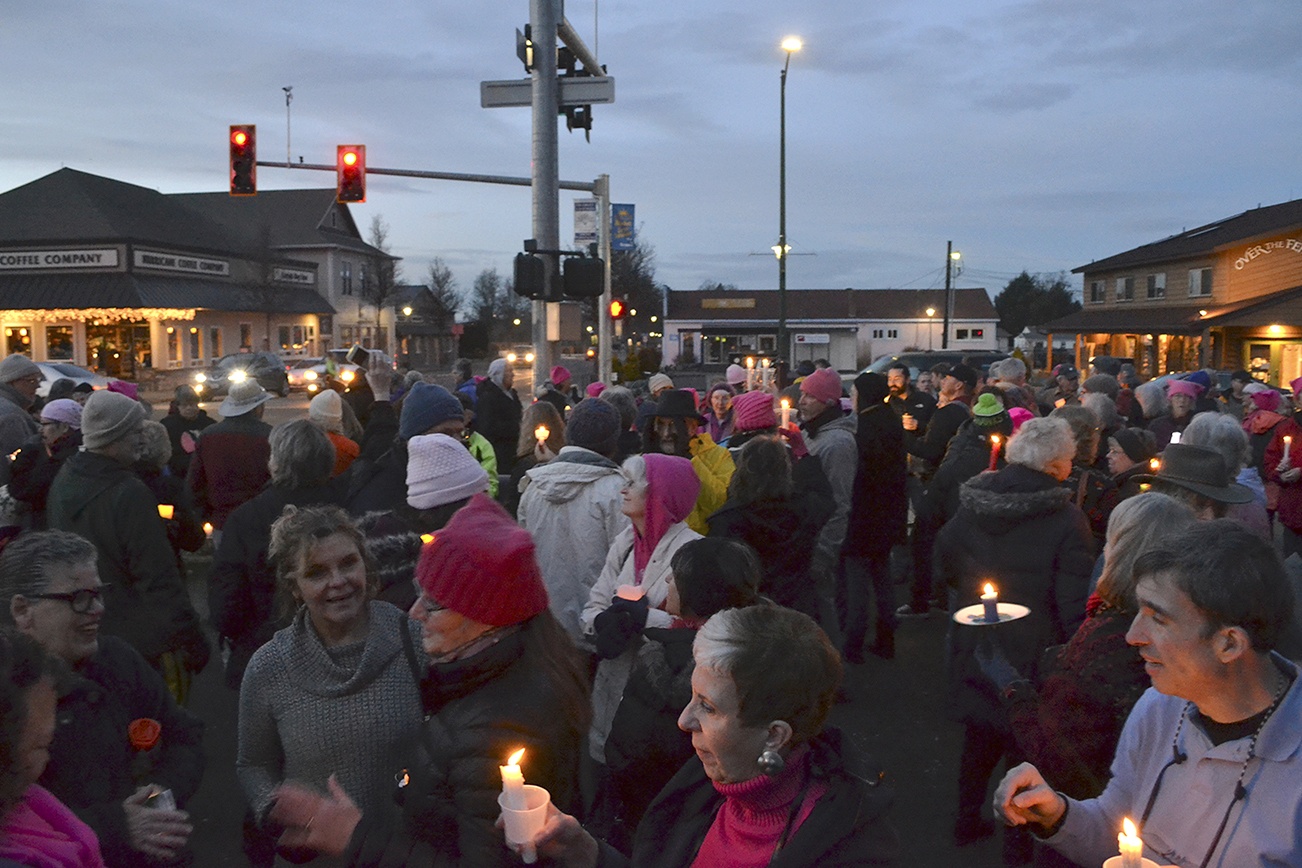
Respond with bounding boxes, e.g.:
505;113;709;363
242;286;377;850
942;240;954;350
283;86;293;166
530;0;561;385
595;174;613;386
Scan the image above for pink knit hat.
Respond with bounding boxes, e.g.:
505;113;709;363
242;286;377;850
550;365;572;386
1166;379;1202;399
732;391;777;432
585;381;606;398
1291;377;1302;397
800;367;842;404
415;494;548;627
1008;406;1034;433
1252;390;1283;413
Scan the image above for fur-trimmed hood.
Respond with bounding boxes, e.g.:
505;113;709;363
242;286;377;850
957;463;1072;535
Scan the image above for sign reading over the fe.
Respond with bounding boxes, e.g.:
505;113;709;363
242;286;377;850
611;204;635;251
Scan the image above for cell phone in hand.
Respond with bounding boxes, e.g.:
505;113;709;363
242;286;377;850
346;344;370;366
145;788;176;811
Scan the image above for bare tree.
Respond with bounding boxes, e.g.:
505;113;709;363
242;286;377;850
361;215;402;351
426;257;461;321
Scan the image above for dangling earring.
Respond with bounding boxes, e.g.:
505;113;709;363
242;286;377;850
757;748;785;777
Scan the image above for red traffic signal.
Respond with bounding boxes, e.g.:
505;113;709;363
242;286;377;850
609;298;626;319
336;145;366;203
229;125;256;196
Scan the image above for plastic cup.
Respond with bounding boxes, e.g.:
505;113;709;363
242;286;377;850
1102;858;1163;868
615;584;644;602
498;784;550;864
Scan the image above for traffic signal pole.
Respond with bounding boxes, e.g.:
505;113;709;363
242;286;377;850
596;174;612;389
531;0;561;388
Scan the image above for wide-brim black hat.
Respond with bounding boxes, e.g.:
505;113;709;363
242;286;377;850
652;389;705;422
1139;443;1253;504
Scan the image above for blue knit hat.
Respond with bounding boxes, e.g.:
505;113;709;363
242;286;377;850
400;382;464;440
565;397;621;457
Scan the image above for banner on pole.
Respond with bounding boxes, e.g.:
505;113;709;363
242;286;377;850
611;204;635;251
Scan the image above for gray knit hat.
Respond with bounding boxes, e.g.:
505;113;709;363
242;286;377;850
0;354;40;384
565;397;621;457
81;390;146;449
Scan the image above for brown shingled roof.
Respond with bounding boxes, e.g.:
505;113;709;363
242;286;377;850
666;288;995;321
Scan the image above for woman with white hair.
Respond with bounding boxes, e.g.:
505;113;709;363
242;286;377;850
1182;410;1270;539
934;416;1095;851
475;357;523;473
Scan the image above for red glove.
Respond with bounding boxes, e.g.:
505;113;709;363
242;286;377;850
777;425;809;460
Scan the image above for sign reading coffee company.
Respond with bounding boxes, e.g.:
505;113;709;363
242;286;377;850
0;248;120;270
133;249;230;276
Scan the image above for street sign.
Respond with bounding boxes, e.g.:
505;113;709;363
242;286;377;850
481;76;616;109
574;199;597;246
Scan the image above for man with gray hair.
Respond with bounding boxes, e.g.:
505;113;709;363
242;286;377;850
0;353;42;482
475;357;523;473
987;357;1038;415
47;391;209;696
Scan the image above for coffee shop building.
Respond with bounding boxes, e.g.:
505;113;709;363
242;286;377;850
1043;198;1302;386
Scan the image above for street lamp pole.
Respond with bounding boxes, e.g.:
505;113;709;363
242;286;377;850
776;36;800;380
926;306;936;352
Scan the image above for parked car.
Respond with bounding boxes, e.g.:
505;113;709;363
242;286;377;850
35;362;112;398
506;346;535;367
286;357;325;392
193;351;289;398
298;348;396;394
860;350;1009;383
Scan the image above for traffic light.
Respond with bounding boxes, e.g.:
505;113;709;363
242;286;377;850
229;125;256;196
609;298;626;319
513;252;546;300
336;145;366;203
562;256;604;298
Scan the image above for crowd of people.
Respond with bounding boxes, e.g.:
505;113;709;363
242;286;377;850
0;348;1299;867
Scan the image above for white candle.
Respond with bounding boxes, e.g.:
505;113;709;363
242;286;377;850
981;582;999;623
500;748;527;811
202;522;213;537
1118;817;1143;868
780;398;791;429
534;425;550;445
1285;435;1293;462
1169;431;1181;445
745;357;756;392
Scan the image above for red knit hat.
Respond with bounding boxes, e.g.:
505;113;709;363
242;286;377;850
415;494;549;627
800;367;843;404
732;391;777;432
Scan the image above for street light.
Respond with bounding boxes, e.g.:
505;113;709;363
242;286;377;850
777;35;801;382
925;307;936;351
942;243;961;349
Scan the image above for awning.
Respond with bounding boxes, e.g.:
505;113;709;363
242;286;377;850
1040;289;1302;335
0;272;335;315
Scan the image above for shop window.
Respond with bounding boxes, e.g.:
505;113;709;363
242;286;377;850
341;261;353;295
278;326;292;352
166;327;181;368
239;323;252;350
758;335;776;353
1146;273;1166;300
209;327;223;358
188;327;201;362
46;326;74;360
4;327;30;356
1188;267;1212;297
1089;280;1105;303
956;328;984;341
1117;277;1134;302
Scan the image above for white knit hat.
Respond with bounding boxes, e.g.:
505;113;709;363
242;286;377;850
406;433;490;510
308;389;344;432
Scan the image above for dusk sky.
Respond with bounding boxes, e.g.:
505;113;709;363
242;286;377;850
3;0;1299;304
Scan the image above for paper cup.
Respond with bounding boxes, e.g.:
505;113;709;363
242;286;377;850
615;584;645;602
498;784;550;864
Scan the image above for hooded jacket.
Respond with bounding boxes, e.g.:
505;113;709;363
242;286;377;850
935;463;1094;727
518;447;631;641
685;432;735;535
599;727;899;867
47;451;205;665
802;406;858;574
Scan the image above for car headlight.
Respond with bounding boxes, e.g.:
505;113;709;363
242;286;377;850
507;352;517;363
305;371;317;381
340;370;355;383
229;369;248;383
194;372;207;383
193;384;204;394
525;352;535;363
307;384;318;393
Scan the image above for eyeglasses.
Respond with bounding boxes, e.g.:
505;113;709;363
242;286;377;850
416;594;446;616
25;585;111;614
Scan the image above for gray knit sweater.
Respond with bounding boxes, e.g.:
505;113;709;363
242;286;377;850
237;600;424;821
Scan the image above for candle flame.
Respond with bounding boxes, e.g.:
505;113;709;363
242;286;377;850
507;748;525;766
1149;458;1160;471
534;425;550;441
202;522;213;535
1122;817;1137;838
1287;436;1294;444
746;357;755;368
420;533;435;544
982;582;995;597
990;434;1000;445
780;398;790;408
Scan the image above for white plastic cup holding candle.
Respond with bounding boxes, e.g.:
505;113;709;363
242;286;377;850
499;749;549;864
615;584;645;602
534;425;550;445
981;583;999;623
780;398;791;429
1169;431;1181;445
157;504;175;520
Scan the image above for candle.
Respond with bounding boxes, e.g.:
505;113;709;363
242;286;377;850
1149;457;1160;473
534;425;550;445
988;435;1001;472
780;398;791;429
981;583;999;623
1285;435;1293;462
156;504;174;520
202;522;213;536
420;533;435;545
500;748;527;811
616;584;645;601
745;357;756;391
1054;398;1066;409
760;358;772;390
1118;817;1143;868
1169;431;1181;445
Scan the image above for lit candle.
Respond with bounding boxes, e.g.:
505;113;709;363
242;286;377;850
745;357;756;391
616;584;645;601
988;434;1001;472
760;357;772;390
1169;431;1181;445
420;533;435;545
1118;817;1143;868
500;748;527;811
534;425;550;445
780;398;791;429
202;522;213;536
1054;398;1066;409
1149;457;1160;473
981;582;999;623
156;504;174;520
1285;435;1293;462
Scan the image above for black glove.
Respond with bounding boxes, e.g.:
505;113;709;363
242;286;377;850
175;625;211;674
592;596;649;660
973;638;1021;693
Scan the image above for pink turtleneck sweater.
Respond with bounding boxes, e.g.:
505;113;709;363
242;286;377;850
691;746;827;868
